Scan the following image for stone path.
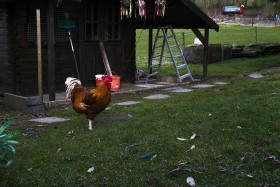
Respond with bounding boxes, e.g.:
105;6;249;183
30;72;265;123
29;117;69;123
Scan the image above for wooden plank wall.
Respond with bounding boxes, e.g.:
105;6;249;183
12;1;79;96
2;0;136;96
121;17;136;83
0;3;13;96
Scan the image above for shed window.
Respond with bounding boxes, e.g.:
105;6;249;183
106;6;120;40
27;0;69;43
85;4;120;41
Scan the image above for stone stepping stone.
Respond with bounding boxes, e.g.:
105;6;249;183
248;73;264;78
171;88;193;93
144;94;170;99
135;84;166;88
114;101;141;106
29;117;69;123
213;82;228;85
191;84;215;89
161;86;182;91
162;86;193;93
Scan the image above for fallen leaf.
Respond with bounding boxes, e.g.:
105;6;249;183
87;166;95;173
177;137;187;141
187;145;195;152
265;156;276;161
186;176;196;186
126;143;140;148
190;133;196;140
247;174;253;178
27;167;33;172
140;152;153;159
150;155;157;160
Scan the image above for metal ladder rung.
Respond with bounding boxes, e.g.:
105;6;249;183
176;64;187;69
166;35;175;39
148;72;159;77
151;63;160;67
153;54;162;59
173;54;183;59
155;45;163;48
180;73;191;80
169;45;177;49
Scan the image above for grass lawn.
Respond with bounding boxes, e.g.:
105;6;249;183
136;25;280;75
1;24;280;186
1;53;280;186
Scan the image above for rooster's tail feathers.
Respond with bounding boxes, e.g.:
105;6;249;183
65;77;81;98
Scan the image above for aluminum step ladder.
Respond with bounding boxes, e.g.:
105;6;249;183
145;25;193;83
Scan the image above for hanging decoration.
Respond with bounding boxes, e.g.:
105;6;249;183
120;0;167;20
155;0;166;17
136;0;146;19
120;0;133;19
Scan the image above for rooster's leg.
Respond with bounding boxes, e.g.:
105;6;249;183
88;119;93;130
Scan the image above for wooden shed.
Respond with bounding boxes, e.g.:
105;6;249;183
0;0;219;100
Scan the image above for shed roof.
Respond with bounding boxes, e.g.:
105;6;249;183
136;0;219;32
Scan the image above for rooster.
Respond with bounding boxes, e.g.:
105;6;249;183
65;76;112;130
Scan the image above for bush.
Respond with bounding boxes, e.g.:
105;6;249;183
0;120;19;167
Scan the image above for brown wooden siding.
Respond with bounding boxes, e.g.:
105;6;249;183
1;0;136;96
0;3;13;95
11;1;80;96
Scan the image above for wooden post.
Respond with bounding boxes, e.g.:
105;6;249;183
36;9;42;97
47;1;55;101
191;28;209;77
148;28;153;74
203;28;209;78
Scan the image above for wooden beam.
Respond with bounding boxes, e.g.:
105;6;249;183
203;28;209;78
36;9;42;97
47;0;55;101
191;28;204;44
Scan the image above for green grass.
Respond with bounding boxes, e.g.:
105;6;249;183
1;25;280;186
136;25;280;75
145;53;280;78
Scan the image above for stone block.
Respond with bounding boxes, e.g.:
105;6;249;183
184;44;232;64
3;93;45;114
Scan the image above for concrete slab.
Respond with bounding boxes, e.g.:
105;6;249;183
171;88;193;93
135;84;166;88
161;86;182;91
191;84;215;88
114;101;141;106
213;82;228;85
29;117;69;123
144;94;170;99
162;86;193;93
156;82;175;85
248;73;264;78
